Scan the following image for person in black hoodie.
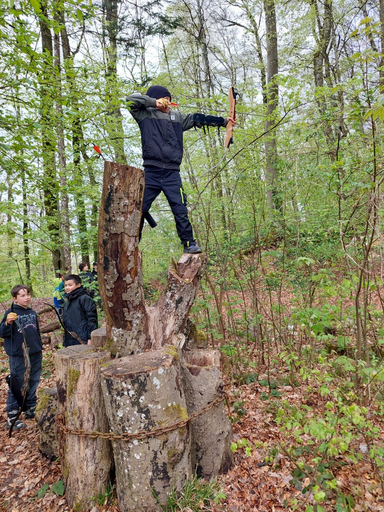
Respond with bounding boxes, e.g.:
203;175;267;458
127;85;236;254
62;274;98;347
0;284;42;430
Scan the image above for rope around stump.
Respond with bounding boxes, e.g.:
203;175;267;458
55;394;226;442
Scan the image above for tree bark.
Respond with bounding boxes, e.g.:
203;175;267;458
263;0;279;213
181;349;233;477
102;0;127;164
98;161;149;356
53;20;71;272
35;386;59;461
149;253;208;349
55;346;113;510
380;0;384;89
39;1;61;272
100;347;191;512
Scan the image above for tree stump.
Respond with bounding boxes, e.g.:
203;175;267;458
100;347;191;512
98;162;150;356
181;349;233;477
55;345;95;412
55;346;113;510
91;326;107;349
57;161;232;511
97;162;208;356
35;386;59;461
148;253;208;350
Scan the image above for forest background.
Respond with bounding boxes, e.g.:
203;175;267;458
1;0;384;510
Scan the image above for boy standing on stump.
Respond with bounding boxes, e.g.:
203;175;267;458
0;285;42;430
127;85;235;253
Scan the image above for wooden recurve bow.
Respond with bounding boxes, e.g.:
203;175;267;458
224;86;238;148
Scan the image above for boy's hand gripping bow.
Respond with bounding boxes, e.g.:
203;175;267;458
224;86;238;148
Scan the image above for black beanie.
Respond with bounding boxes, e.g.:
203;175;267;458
146;85;172;101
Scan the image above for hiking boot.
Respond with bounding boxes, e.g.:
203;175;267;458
183;241;202;254
25;407;36;419
6;416;25;430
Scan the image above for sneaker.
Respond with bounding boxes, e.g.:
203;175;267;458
183;242;202;254
6;416;26;430
25;407;36;419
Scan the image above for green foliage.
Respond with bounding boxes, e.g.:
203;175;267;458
91;481;115;506
50;480;65;496
36;480;65;499
231;438;253;456
153;475;226;511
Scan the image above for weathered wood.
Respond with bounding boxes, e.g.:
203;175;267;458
50;330;63;349
98;161;150;356
148;253;208;350
101;347;191;512
181;349;233;477
91;326;107;348
40;320;60;333
37;306;56;315
55;345;95;412
35;386;59;461
56;345;113;511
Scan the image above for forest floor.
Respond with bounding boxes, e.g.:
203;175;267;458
0;298;383;512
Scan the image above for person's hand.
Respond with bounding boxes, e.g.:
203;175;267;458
6;312;18;325
227;115;237;125
87;339;92;345
156;98;170;113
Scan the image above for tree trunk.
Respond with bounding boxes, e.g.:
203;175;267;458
102;0;127;164
98;161;149;356
55;346;112;510
58;161;231;511
100;347;191;512
53;23;71;272
263;0;279;213
35;386;59;461
181;349;233;477
380;0;384;89
39;2;61;272
59;12;91;266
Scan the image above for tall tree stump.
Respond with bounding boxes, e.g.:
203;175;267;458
181;349;233;477
98;162;150;356
55;346;113;510
100;347;191;512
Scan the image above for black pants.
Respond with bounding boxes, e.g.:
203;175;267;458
142;168;194;243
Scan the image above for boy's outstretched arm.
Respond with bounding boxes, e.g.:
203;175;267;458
180;112;236;132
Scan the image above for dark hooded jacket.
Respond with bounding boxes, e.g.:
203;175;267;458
0;304;42;357
127;93;227;170
62;286;98;346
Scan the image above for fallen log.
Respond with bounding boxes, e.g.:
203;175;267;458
40;320;61;334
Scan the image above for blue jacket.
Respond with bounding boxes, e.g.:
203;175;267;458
0;304;42;356
127;93;227;170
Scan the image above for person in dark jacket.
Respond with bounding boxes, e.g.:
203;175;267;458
0;284;42;430
62;274;98;347
127;85;236;253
